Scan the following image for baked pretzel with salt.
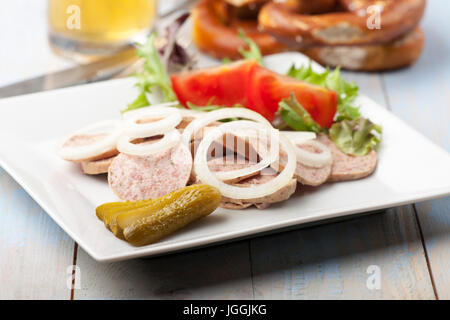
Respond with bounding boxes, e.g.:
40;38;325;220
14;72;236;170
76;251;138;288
258;0;426;47
192;0;287;60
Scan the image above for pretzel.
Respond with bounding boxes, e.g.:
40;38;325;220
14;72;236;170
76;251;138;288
225;0;267;6
302;27;425;71
276;0;338;14
212;0;268;23
192;0;287;60
215;0;337;22
258;0;426;47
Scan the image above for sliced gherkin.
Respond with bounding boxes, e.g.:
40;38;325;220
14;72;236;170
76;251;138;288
96;199;154;239
116;185;222;246
96;200;151;221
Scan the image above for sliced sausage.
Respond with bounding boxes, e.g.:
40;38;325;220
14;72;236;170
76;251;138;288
295;162;332;187
278;141;332;187
192;126;262;161
193;157;297;210
220;173;297;210
220;202;253;210
317;134;378;182
61;133;119;163
189;157;260;185
108;143;193;201
294;142;332;186
81;156;115;175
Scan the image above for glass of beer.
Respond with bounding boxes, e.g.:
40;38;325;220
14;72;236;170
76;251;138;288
48;0;157;62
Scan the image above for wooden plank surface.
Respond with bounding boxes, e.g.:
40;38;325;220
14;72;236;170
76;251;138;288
251;207;433;299
74;242;253;299
0;169;74;299
382;0;450;299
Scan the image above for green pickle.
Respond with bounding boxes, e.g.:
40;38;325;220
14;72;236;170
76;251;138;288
96;200;154;239
96;200;150;221
96;185;222;246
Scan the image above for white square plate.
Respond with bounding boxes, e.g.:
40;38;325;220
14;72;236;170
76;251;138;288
0;53;449;262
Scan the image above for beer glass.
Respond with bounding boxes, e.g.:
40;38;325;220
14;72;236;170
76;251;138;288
48;0;157;61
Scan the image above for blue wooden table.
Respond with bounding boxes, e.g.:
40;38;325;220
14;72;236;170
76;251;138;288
0;0;449;299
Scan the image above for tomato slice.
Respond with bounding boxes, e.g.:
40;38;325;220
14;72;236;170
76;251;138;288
247;66;338;127
171;60;257;108
171;61;338;127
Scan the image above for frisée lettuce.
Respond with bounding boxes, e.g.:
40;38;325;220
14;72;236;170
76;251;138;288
330;118;382;156
122;33;177;113
238;30;265;67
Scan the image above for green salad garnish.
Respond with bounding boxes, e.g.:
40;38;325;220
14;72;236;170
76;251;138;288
238;29;265;67
330;118;382;156
278;94;322;133
286;64;382;155
122;33;177;113
287;64;360;121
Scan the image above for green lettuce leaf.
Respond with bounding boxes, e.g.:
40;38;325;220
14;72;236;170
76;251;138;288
125;91;150;112
238;29;265;67
287;64;360;121
329;118;382;156
221;57;232;64
278;94;322;133
122;33;177;113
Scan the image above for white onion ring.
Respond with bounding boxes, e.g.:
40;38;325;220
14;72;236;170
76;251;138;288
122;104;205;122
176;108;206;119
57;120;122;161
182;108;272;146
195;121;297;200
210;123;280;182
123;108;182;139
281;131;317;144
295;140;333;168
117;130;181;157
122;102;180;120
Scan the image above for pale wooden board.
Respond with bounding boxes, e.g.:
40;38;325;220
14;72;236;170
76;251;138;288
74;242;253;299
251;207;434;299
0;169;74;299
382;0;450;299
248;72;435;299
